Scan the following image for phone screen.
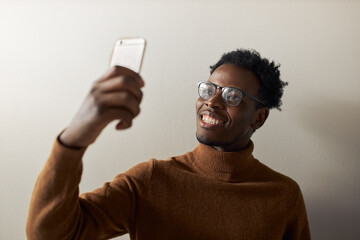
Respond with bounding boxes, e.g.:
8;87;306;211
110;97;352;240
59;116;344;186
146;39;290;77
110;38;146;73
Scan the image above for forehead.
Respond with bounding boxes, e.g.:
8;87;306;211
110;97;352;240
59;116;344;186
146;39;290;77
209;64;260;94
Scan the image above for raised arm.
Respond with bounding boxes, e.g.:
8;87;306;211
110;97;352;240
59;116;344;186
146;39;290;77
26;66;145;239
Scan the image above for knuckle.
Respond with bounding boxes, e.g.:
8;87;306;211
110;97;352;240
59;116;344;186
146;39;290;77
122;92;132;102
116;76;126;85
90;82;100;94
138;91;143;101
117;76;131;85
124;108;132;117
125;109;133;119
93;94;107;111
115;109;132;123
134;106;141;116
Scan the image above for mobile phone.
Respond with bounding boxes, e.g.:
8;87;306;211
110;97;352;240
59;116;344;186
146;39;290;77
110;38;146;73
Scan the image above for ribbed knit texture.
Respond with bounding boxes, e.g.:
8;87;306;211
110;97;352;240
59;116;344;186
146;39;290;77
27;138;311;240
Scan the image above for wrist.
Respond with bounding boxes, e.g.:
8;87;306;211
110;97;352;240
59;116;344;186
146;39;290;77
59;129;89;149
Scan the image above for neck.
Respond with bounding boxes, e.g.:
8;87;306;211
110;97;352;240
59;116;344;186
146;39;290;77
187;140;257;182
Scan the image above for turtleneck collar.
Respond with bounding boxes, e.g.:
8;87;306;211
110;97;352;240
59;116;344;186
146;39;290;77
185;140;258;182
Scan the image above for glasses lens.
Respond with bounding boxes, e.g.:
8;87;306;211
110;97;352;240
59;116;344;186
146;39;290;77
198;82;216;100
223;88;243;106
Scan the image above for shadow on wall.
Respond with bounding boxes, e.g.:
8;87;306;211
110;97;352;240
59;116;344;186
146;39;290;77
294;97;360;239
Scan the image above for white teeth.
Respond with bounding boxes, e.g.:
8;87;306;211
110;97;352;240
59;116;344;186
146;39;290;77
202;115;222;125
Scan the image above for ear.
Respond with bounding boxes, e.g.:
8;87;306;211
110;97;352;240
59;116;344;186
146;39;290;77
251;107;269;130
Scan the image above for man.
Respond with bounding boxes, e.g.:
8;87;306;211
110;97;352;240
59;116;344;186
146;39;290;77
27;49;311;239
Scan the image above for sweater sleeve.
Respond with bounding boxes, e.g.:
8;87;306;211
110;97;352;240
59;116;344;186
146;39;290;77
26;136;153;240
283;188;311;240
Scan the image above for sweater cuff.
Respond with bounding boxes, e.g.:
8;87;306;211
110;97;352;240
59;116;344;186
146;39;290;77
57;129;87;150
46;132;88;171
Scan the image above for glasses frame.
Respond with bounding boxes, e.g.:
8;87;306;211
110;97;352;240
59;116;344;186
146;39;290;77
197;81;265;107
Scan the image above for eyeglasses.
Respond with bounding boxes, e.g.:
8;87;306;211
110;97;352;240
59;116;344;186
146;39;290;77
197;81;265;107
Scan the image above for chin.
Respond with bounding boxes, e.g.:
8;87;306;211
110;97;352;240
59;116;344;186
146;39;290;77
196;133;228;147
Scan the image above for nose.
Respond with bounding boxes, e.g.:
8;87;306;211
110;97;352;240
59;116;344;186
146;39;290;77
204;90;225;109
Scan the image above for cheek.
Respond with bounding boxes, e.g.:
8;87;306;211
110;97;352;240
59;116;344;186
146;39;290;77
195;98;203;112
228;108;253;127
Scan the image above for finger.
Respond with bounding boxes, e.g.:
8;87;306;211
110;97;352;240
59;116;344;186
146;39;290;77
115;66;145;88
97;76;143;102
97;66;144;88
105;108;133;129
97;67;116;81
115;119;132;130
96;91;141;117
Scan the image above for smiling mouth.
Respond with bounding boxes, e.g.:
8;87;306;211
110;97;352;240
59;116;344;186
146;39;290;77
201;114;225;126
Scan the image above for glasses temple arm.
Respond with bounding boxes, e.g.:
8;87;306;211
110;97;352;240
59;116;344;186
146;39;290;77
244;92;266;106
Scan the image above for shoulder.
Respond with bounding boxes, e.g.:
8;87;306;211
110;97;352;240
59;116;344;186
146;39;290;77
153;152;195;175
104;159;156;194
124;159;155;178
254;161;302;198
112;154;189;182
113;152;190;182
257;161;299;184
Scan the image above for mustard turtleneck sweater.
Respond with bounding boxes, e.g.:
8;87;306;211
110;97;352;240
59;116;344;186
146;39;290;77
27;138;311;240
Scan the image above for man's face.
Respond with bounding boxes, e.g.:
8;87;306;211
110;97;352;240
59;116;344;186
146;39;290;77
196;63;265;151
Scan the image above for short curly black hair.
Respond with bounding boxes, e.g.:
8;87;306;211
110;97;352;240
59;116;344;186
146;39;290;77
210;49;287;110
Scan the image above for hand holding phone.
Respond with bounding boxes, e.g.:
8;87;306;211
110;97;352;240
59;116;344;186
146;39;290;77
60;39;146;148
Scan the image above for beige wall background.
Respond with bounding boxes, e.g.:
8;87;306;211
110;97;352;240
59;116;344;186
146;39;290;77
1;0;359;239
